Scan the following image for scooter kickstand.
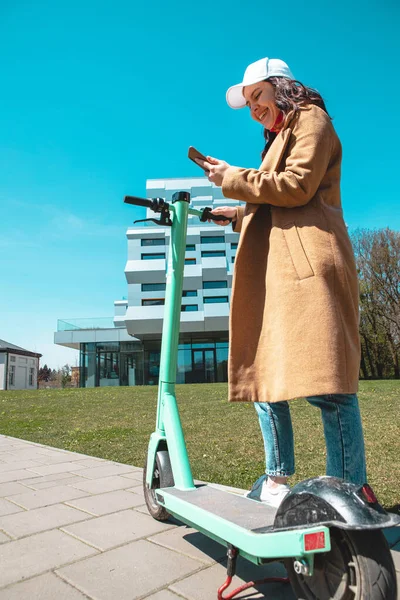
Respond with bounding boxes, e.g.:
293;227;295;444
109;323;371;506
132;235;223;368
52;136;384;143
217;545;238;600
217;544;290;599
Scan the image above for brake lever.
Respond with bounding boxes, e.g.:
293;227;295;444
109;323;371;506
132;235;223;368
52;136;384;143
134;212;172;227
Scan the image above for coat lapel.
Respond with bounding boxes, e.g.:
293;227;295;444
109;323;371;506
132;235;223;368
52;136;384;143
243;126;293;222
260;127;292;173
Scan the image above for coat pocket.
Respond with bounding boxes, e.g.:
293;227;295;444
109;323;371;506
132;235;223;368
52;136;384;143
282;223;314;280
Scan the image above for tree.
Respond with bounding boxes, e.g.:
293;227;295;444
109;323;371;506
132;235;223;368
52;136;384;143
352;228;400;379
61;364;72;388
38;364;52;382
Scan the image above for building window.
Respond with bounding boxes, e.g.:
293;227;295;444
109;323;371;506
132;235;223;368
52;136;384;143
141;283;166;292
201;250;226;258
231;256;235;263
182;290;197;297
201;236;225;244
204;296;229;304
231;243;238;249
185;258;196;265
186;244;196;251
141;239;165;246
9;366;15;386
10;356;16;362
141;253;166;260
203;281;228;289
29;367;34;386
142;299;165;306
181;305;198;312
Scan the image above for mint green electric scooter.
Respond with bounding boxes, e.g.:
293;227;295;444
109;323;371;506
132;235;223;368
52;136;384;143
124;192;398;600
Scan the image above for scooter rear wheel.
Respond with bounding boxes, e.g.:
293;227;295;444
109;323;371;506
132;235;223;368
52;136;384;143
285;527;396;600
143;450;174;521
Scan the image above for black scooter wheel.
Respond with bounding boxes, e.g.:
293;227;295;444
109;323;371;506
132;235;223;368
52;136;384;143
143;450;174;521
285;527;397;600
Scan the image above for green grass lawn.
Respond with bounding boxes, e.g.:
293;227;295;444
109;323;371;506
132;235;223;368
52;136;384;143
1;381;399;510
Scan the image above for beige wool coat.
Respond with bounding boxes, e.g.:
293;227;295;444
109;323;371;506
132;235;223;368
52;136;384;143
222;104;360;403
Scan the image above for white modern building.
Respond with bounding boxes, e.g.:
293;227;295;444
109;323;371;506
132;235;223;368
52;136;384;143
54;177;243;387
0;340;41;391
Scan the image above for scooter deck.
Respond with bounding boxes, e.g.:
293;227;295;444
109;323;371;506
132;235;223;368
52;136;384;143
157;484;329;561
160;484;277;531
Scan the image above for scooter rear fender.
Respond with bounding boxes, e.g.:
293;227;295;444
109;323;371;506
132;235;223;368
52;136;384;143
273;476;400;531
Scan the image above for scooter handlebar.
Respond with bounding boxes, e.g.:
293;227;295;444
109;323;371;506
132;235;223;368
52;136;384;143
124;196;155;209
200;207;232;223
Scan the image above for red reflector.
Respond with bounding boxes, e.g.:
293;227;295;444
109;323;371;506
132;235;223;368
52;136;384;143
304;532;325;551
362;484;378;504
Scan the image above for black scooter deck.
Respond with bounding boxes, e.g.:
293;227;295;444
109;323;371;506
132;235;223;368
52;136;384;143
160;485;277;532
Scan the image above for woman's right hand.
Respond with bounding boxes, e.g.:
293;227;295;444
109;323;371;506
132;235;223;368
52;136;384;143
208;206;237;227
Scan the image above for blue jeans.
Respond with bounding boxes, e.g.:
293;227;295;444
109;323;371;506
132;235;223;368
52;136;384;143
254;394;367;485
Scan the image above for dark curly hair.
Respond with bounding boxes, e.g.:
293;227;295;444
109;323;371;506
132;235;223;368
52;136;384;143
261;77;331;159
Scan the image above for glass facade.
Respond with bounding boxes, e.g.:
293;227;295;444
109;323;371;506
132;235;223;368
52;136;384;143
141;238;165;246
79;338;228;387
203;281;228;289
200;236;225;244
141;253;166;260
201;250;226;258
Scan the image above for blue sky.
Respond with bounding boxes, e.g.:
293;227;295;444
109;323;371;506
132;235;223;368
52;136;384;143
1;0;399;369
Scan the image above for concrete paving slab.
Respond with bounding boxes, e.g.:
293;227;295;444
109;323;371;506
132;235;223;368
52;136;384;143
61;508;176;551
27;462;89;477
57;538;203;600
145;591;187;599
0;451;54;463
0;498;24;516
125;481;143;490
30;476;89;490
20;472;86;486
71;464;136;479
0;572;89;600
0;480;37;498
392;543;400;571
70;458;109;468
0;469;44;484
148;526;226;564
0;460;44;473
26;454;90;465
0;435;398;600
8;485;89;510
0;529;98;588
0;503;90;538
0;531;11;544
70;474;137;494
66;489;145;516
134;504;151;515
121;470;142;481
170;558;295;600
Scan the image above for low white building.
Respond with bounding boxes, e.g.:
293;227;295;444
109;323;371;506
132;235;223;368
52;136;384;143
0;340;41;391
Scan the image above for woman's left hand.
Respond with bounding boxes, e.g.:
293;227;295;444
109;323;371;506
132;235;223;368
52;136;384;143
195;156;230;186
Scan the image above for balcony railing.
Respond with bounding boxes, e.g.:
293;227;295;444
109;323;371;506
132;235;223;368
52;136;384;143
57;318;116;331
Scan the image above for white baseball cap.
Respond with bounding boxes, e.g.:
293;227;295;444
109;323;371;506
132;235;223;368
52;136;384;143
226;57;294;109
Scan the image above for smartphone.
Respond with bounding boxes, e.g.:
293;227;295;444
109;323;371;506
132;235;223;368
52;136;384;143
188;146;208;169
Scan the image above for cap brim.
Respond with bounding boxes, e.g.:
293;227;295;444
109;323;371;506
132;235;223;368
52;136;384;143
226;83;247;109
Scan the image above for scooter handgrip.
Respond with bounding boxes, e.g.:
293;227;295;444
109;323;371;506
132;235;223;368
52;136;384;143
200;207;232;223
124;196;154;209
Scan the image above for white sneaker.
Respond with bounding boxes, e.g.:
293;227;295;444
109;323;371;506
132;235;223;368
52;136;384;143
245;475;268;500
259;482;291;508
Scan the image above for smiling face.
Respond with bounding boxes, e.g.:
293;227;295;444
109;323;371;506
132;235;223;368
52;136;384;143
243;81;281;131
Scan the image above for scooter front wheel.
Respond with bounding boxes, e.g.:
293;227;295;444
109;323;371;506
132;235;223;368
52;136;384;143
143;450;174;521
285;527;396;599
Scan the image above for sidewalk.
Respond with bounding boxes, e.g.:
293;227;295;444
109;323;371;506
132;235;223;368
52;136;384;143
0;435;398;599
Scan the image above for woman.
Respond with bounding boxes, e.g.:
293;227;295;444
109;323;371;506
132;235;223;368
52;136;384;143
197;57;367;507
